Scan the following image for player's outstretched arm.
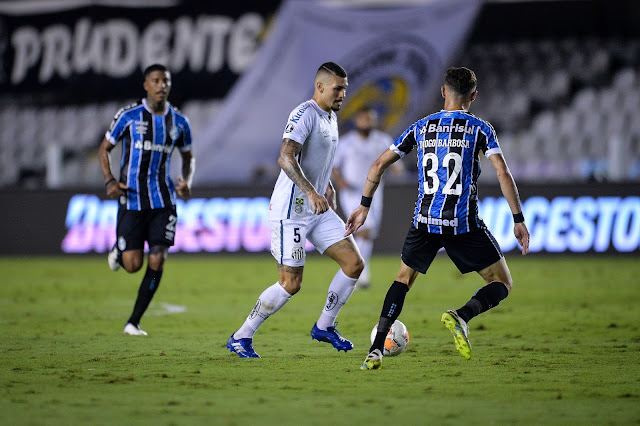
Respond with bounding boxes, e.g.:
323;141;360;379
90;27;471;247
98;137;128;198
176;150;195;198
345;149;400;236
278;138;328;214
489;153;530;255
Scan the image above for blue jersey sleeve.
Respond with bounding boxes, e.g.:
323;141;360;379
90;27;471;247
105;106;133;145
481;121;502;158
390;123;417;158
177;117;193;152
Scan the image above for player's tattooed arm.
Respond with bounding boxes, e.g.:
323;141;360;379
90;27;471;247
278;138;329;214
278;139;313;192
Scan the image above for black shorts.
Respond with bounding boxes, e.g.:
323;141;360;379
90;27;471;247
116;205;177;252
401;225;503;274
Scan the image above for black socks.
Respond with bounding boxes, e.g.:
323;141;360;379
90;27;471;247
456;281;509;323
127;266;163;326
370;281;409;353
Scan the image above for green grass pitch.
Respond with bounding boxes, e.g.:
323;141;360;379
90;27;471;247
1;255;639;425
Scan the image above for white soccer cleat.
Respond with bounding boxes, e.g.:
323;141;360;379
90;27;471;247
107;246;121;271
123;323;148;336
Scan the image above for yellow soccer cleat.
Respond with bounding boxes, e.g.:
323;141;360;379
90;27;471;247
360;349;383;370
441;310;471;359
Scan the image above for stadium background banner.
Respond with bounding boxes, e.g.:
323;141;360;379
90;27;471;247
0;0;281;106
0;184;638;255
195;0;482;184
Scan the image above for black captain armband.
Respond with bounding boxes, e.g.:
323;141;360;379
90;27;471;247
361;196;373;208
105;178;116;186
513;212;525;223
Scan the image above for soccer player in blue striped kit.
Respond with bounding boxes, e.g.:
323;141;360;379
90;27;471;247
346;67;530;369
98;64;195;336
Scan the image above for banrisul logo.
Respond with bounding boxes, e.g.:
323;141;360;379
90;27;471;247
339;33;441;135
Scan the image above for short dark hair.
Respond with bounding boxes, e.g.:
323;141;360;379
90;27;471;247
317;62;347;78
143;63;168;78
444;67;477;97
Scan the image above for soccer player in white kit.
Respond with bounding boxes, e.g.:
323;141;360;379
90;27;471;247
332;106;401;288
227;62;364;358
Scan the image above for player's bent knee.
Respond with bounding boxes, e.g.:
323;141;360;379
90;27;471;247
343;255;365;279
122;253;144;273
280;279;302;295
148;246;168;270
124;260;143;273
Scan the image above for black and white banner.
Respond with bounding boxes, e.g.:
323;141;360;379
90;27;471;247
0;0;281;104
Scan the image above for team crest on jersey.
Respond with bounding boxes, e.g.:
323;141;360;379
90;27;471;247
285;123;295;133
169;126;179;141
294;198;304;214
117;236;127;251
134;120;148;135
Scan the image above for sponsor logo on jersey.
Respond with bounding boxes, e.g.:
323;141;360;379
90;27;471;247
134;120;148;135
421;123;477;135
417;214;459;227
134;140;173;153
290;104;310;123
285;123;295;133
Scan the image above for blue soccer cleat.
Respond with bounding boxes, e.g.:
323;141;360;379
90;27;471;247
227;333;261;358
310;322;354;352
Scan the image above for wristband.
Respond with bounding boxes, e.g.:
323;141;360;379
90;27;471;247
105;178;116;186
360;196;372;208
513;212;525;223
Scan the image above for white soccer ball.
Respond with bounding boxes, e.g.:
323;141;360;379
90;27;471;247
370;320;410;357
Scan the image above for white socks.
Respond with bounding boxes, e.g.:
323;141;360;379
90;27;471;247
356;236;373;284
316;269;357;330
234;282;291;339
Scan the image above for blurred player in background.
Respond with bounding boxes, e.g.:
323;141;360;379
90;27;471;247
227;62;364;358
98;63;195;336
346;67;530;369
332;106;403;289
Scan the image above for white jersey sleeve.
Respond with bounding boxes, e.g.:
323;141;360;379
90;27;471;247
283;102;316;145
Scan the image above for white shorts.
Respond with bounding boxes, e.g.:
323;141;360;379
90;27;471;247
339;188;383;238
270;209;348;267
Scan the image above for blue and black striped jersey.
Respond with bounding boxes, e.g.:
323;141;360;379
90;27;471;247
390;110;501;235
106;99;192;211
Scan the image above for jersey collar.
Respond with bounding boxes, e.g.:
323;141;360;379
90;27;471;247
142;98;170;116
310;99;332;119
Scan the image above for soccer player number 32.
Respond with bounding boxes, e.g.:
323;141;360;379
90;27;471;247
423;152;463;196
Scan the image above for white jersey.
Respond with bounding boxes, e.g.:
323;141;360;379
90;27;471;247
333;129;394;193
270;100;339;220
